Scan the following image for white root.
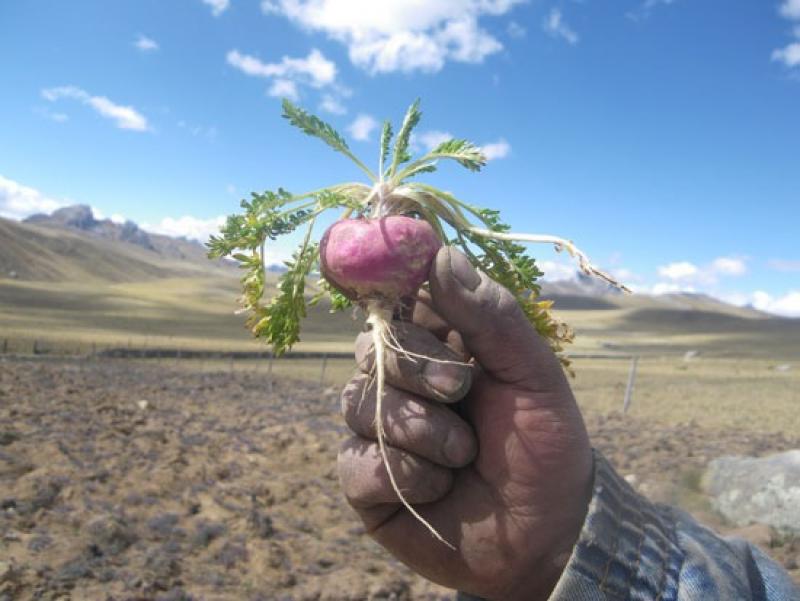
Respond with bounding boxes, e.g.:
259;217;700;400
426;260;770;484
381;327;469;368
468;227;631;293
365;301;455;549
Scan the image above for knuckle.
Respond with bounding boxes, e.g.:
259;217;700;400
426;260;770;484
340;374;368;419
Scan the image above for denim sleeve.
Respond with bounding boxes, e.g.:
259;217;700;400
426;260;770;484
458;450;800;601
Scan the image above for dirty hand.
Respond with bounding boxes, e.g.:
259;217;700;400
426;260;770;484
338;247;594;601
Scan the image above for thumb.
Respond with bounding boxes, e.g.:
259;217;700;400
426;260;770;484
429;247;567;392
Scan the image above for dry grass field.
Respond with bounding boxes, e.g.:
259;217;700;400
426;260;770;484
0;276;361;354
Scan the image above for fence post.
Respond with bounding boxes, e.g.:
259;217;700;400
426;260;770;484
622;356;639;414
265;353;274;394
319;353;328;386
1;339;6;354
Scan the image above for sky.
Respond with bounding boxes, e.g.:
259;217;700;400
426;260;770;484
1;0;799;316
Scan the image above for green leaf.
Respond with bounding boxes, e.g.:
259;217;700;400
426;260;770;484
316;189;362;210
400;162;438;180
427;139;486;172
379;120;393;176
250;241;320;355
389;99;421;176
282;99;350;155
281;99;376;181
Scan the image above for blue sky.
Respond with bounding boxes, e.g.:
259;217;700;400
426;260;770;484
1;0;799;315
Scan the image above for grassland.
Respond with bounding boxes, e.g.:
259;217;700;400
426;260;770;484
0;275;362;354
3;273;799;364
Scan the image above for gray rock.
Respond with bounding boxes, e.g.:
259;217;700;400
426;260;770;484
704;450;800;535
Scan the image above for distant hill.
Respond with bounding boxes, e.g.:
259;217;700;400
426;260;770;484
23;204;220;264
0;206;234;283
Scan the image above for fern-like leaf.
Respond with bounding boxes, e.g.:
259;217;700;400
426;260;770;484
379;121;393;176
282;99;376;181
427;139;486;172
389;99;421;176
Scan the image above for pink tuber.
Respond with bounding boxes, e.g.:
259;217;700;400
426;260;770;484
320;215;442;302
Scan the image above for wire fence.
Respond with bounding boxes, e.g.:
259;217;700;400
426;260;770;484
1;335;643;409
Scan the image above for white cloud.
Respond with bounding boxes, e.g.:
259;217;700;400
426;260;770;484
539;260;578;282
658;261;698;280
42;86;150;131
259;0;521;74
268;78;299;100
142;215;227;243
773;0;800;68
543;8;579;45
416;130;453;151
319;93;347;114
202;0;230;17
481;138;511;160
134;35;159;52
347;114;378;141
780;0;800;19
612;267;641;283
657;256;747;285
110;214;126;224
711;256;747;276
768;259;800;272
772;42;800;67
34;107;69;123
227;48;337;99
507;21;526;39
0;175;64;221
626;0;677;21
227;48;336;87
750;290;800;318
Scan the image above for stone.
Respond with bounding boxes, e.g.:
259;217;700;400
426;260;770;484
704;450;800;535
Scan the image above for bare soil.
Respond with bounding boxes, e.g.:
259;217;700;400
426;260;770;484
0;358;797;600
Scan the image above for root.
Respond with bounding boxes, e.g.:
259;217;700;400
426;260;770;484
468;227;631;293
365;301;455;549
381;326;469;367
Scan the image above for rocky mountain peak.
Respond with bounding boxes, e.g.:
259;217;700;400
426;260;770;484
25;204;155;251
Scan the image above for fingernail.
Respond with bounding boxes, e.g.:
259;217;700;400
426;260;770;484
423;361;466;398
448;248;481;291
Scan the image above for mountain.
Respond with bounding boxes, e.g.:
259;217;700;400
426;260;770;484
539;275;769;319
1;206;233;283
23;204;216;263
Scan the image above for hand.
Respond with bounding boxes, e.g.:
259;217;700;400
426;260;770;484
338;247;594;600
